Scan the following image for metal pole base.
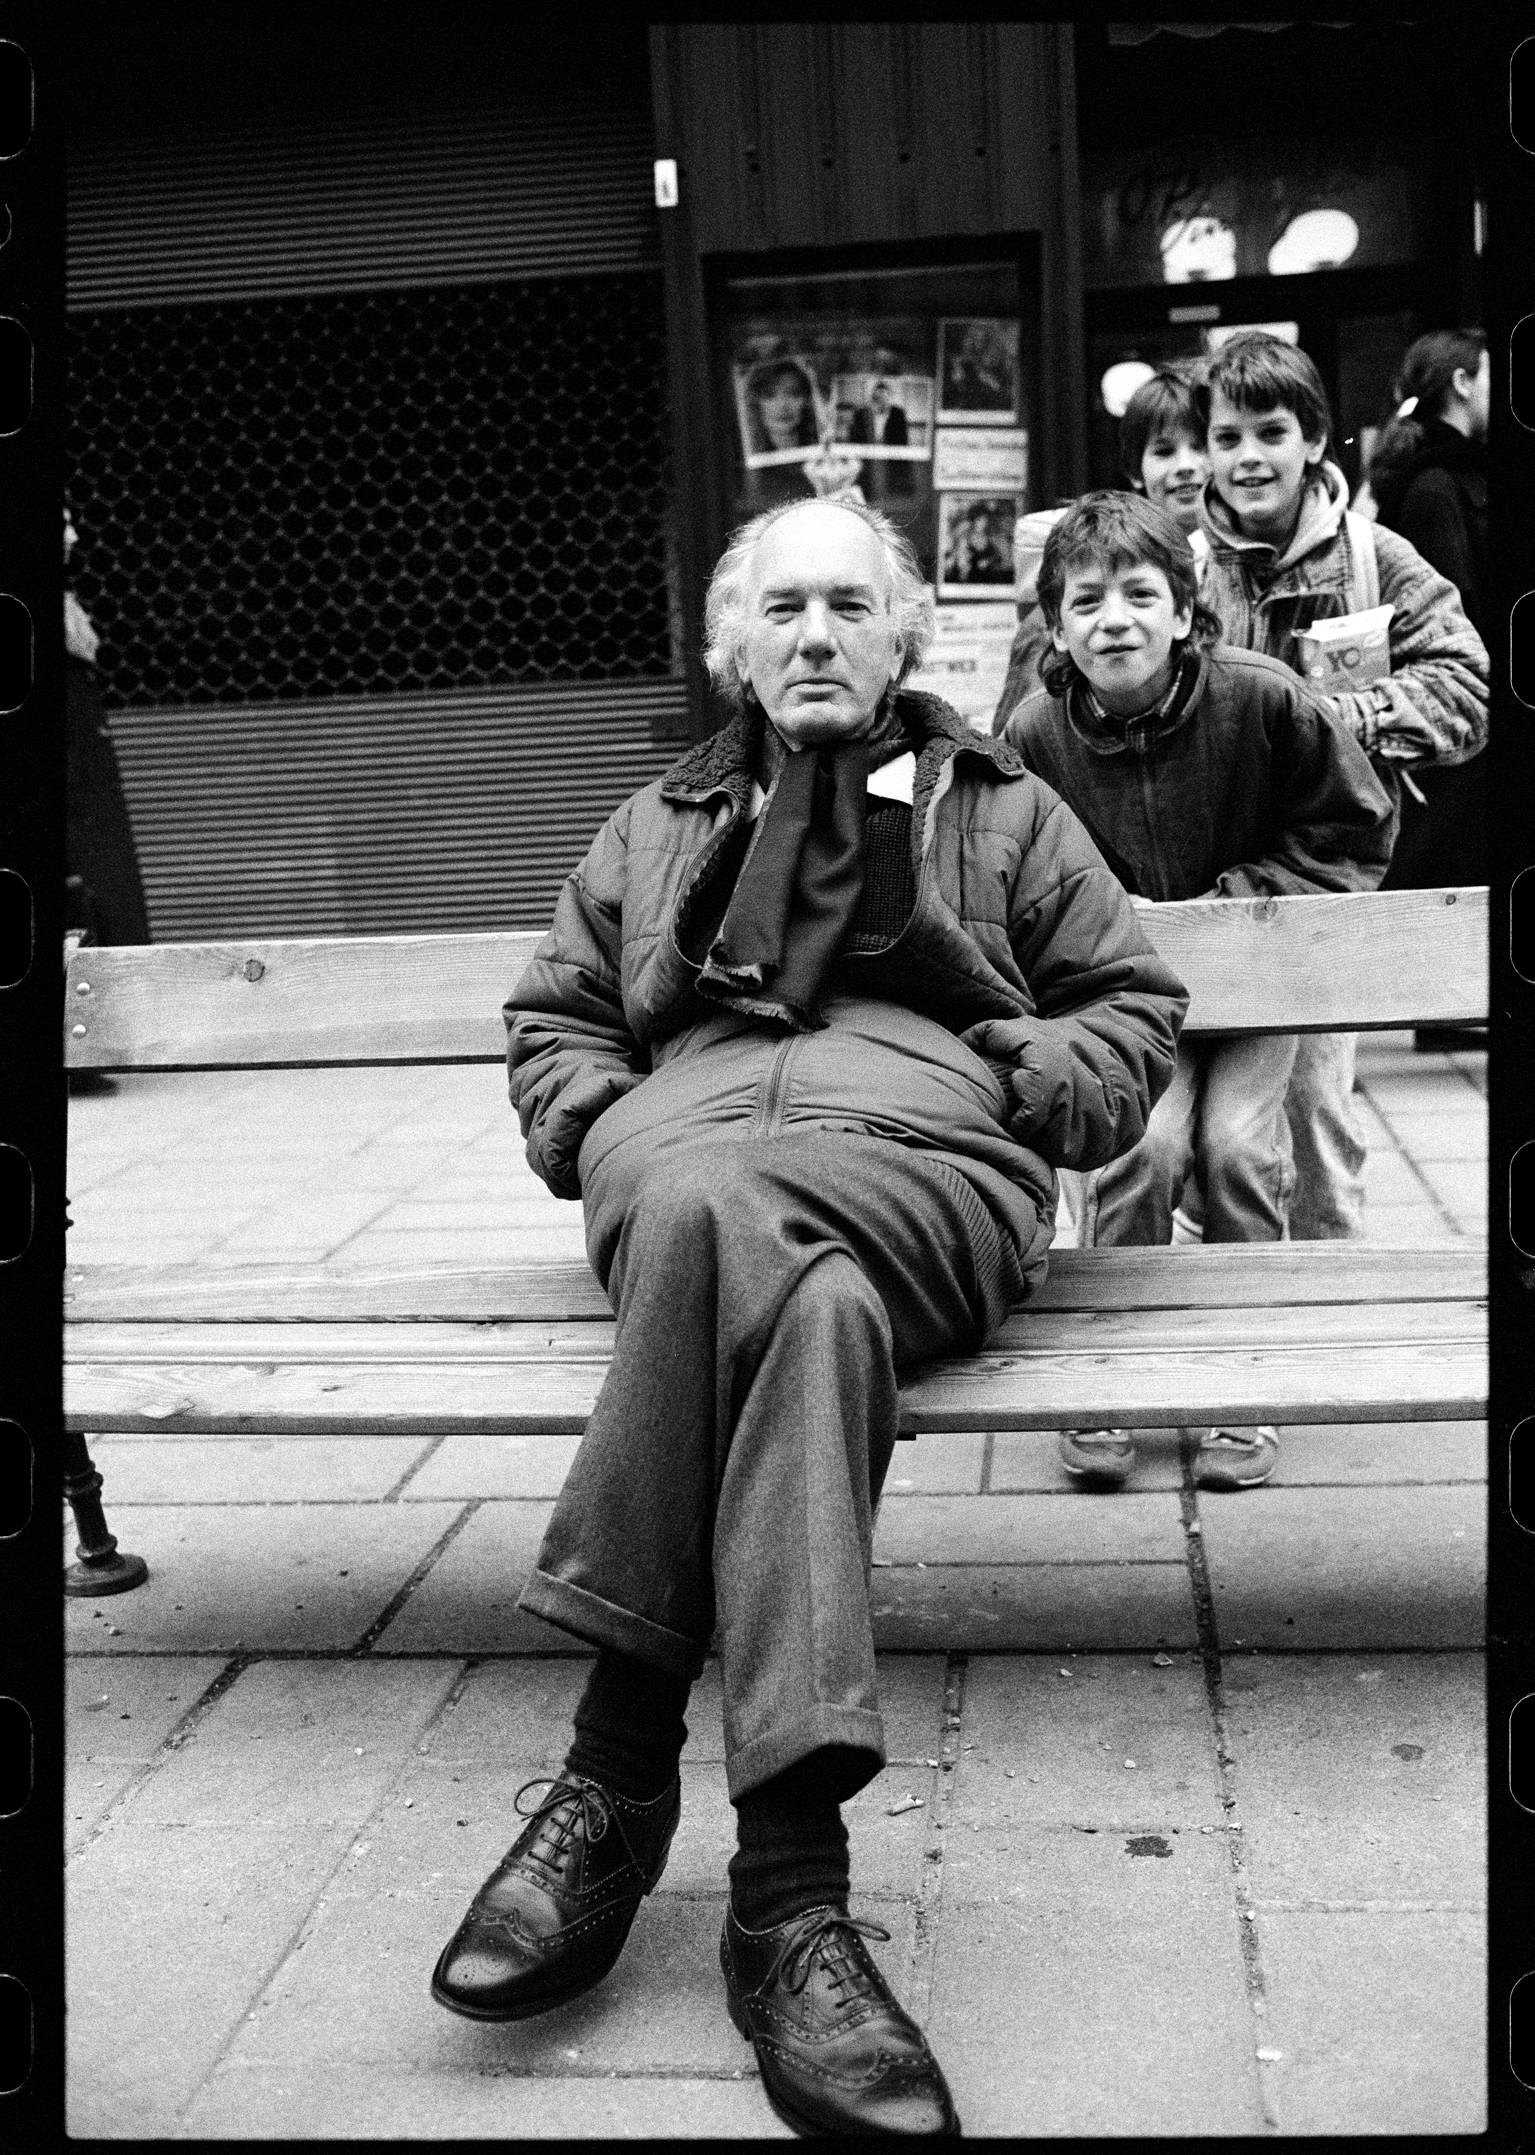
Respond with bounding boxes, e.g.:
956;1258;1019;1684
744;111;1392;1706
63;1428;149;1598
64;1549;150;1597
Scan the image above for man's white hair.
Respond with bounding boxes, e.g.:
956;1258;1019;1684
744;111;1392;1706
702;496;936;713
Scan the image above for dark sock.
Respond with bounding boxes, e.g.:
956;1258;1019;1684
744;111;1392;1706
729;1748;855;1931
562;1647;691;1803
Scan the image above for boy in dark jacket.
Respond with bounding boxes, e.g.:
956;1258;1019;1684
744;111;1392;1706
1001;490;1394;1489
992;361;1211;735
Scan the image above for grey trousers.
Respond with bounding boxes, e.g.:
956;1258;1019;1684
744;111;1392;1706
518;1131;1027;1801
1071;1033;1300;1248
1285;1031;1366;1239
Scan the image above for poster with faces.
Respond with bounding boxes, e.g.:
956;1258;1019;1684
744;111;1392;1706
732;354;833;470
936;493;1022;599
936;318;1020;426
731;319;937;472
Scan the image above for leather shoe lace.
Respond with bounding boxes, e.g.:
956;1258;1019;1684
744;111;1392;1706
431;1771;680;2022
721;1902;961;2136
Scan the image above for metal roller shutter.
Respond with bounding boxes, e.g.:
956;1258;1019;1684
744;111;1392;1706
67;102;661;311
108;679;691;941
68;48;686;941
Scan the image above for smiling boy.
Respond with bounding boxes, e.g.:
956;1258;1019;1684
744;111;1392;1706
992;362;1210;734
1195;333;1488;1239
1000;491;1394;1489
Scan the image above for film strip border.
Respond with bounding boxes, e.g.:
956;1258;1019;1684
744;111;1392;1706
0;11;1527;2136
1497;15;1535;2140
0;2;59;2131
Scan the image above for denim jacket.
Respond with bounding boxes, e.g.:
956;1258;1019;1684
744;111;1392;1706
1197;462;1488;774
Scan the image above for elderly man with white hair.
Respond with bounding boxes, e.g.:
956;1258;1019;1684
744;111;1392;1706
431;497;1187;2137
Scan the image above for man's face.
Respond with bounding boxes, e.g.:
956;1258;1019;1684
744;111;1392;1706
1051;556;1193;714
1139;425;1209;532
738;504;902;748
1207;389;1325;541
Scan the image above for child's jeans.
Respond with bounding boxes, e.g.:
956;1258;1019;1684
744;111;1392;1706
1064;1033;1300;1248
1283;1031;1367;1240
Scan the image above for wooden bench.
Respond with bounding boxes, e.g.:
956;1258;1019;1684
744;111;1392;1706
62;886;1489;1595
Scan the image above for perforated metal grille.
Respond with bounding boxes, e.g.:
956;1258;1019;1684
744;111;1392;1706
67;273;677;708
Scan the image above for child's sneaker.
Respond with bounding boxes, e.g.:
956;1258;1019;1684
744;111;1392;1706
1058;1428;1136;1485
1193;1425;1279;1490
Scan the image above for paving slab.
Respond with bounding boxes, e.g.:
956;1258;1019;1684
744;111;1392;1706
1357;1205;1463;1246
881;1431;987;1495
399;1432;584;1501
66;1822;353;2138
1360;1148;1434;1205
180;2062;790;2140
1267;1419;1486;1486
948;1654;1224;1840
989;1427;1184;1492
333;1226;589;1266
869;1561;1198;1651
118;1658;461;1827
1218;1653;1485;1905
368;1500;587;1654
871;1490;1187;1565
1198;1482;1485;1649
1416;1156;1489;1215
88;1434;434;1504
66;1652;229;1849
925;1830;1262;2138
72;1230;225;1266
1365;1110;1487;1162
1257;1909;1485;2133
63;1500;467;1653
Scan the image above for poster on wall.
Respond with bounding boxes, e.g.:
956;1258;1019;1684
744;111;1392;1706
932;426;1028;493
905;599;1020;732
731;318;937;472
829;372;933;457
732;354;832;470
936;318;1020;425
936;493;1022;599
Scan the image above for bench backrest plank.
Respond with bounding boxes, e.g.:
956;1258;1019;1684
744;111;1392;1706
64;887;1487;1072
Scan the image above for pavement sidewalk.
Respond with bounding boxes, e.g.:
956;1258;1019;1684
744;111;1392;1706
64;1034;1487;2139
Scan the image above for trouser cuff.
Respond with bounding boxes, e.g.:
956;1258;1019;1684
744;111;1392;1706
517;1568;707;1680
726;1702;886;1803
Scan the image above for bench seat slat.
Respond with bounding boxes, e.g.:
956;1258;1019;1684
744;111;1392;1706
63;1338;1485;1435
66;1295;1486;1436
67;1299;1484;1365
64;1242;1486;1324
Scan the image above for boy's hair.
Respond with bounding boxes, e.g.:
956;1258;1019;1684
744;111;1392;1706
1198;332;1333;454
1118;362;1205;486
1035;490;1222;696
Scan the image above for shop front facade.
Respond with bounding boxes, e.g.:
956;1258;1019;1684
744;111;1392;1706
64;13;1479;941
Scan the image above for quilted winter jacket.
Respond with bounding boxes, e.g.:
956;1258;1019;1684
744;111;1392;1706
1197;461;1488;776
505;692;1188;1289
1000;643;1396;903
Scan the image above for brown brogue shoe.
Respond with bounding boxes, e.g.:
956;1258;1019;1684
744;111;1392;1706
721;1902;961;2137
431;1773;680;2021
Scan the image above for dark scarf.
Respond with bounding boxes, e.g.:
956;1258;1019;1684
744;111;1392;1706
687;700;912;1032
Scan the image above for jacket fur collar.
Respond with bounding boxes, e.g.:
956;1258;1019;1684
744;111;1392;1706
660;690;1027;850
